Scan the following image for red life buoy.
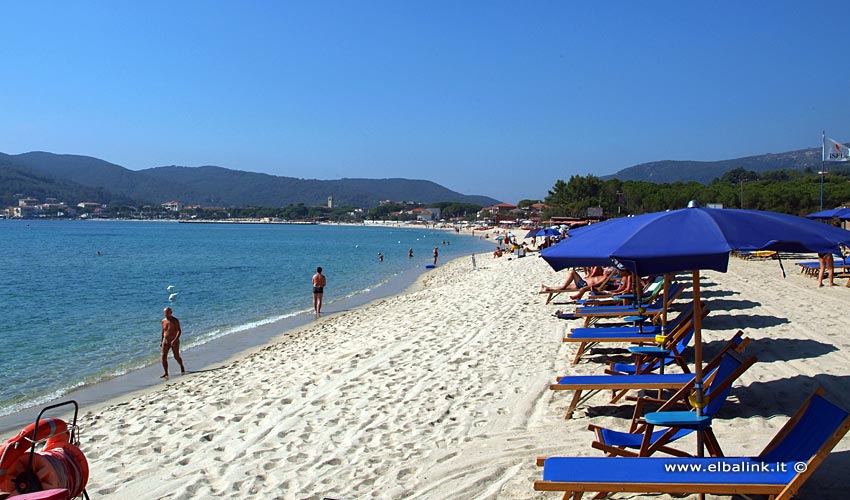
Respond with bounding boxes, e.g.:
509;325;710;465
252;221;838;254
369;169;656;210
0;419;87;498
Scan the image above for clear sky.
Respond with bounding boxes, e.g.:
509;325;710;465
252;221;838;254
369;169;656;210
2;1;848;203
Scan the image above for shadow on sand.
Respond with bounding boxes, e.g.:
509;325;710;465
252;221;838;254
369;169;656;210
583;374;850;426
718;374;850;419
741;337;838;362
695;289;740;299
704;298;762;311
704;313;791;330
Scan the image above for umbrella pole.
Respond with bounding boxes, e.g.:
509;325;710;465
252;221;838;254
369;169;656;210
661;274;669;334
692;270;705;459
635;270;642;307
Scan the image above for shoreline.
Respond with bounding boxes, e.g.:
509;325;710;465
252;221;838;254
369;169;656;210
0;249;472;436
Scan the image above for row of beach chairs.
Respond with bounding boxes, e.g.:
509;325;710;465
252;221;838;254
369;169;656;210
533;275;850;499
795;260;850;279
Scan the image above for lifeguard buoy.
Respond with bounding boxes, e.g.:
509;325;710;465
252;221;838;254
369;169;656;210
0;418;88;498
1;418;68;484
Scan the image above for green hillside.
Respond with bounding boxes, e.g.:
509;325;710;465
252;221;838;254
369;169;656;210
0;152;500;208
602;147;823;184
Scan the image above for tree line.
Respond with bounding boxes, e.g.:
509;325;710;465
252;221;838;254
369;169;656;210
542;167;850;219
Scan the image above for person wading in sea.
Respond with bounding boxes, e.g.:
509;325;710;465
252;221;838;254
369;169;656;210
160;307;186;378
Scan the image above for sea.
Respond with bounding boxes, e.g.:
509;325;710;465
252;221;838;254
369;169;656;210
0;219;493;420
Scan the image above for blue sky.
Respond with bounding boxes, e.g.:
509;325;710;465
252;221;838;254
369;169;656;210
2;1;849;203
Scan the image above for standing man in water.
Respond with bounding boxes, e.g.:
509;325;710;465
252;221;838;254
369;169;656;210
160;307;185;379
433;246;439;266
312;266;327;318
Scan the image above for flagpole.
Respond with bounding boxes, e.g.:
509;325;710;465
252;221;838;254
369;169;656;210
821;131;826;211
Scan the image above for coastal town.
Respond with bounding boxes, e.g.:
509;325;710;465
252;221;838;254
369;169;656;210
2;195;569;228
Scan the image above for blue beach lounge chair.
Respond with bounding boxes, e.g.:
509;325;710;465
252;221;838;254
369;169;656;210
551;332;745;419
603;317;701;376
573;283;684;327
534;388;850;499
588;348;757;457
567;300;696;339
566;302;707;367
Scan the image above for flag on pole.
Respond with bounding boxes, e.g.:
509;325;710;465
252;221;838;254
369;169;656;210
823;132;850;162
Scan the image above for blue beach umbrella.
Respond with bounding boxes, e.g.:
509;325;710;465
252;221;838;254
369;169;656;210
524;229;540;239
540;203;850;451
542;206;850;276
806;207;850;220
537;228;559;237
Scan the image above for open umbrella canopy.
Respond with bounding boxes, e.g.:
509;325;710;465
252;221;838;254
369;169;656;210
524;229;540;239
537;228;560;237
541;205;850;276
806;207;850;220
540;203;850;439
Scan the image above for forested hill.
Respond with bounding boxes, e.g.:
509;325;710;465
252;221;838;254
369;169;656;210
602;147;823;184
0;151;499;207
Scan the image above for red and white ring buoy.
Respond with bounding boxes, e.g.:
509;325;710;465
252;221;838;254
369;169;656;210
0;419;88;498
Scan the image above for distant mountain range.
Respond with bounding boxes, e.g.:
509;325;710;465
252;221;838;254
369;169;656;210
602;146;824;184
1;145;837;210
0;152;500;208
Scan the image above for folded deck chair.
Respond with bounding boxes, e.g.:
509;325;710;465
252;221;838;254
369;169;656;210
573;283;684;327
535;388;850;499
588;348;757;458
551;332;745;419
539;269;615;305
565;301;705;365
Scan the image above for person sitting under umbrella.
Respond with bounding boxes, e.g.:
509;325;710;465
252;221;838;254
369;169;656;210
570;268;635;301
540;267;612;295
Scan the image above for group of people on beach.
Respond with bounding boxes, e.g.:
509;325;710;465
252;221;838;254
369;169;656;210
159;243;445;378
540;265;636;301
375;246;440;264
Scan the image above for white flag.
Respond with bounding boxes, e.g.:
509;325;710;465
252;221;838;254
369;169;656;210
823;134;850;162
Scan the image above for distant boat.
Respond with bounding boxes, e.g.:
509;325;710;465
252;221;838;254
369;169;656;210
168;293;179;301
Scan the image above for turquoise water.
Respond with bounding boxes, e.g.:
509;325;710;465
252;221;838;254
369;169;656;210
0;220;491;416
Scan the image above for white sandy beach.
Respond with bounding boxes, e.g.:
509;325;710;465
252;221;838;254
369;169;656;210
68;249;850;499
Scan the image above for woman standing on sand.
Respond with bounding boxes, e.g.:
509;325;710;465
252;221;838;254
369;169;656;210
818;253;835;287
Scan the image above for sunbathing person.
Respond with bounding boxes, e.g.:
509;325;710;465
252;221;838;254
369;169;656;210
570;267;629;301
541;267;610;293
